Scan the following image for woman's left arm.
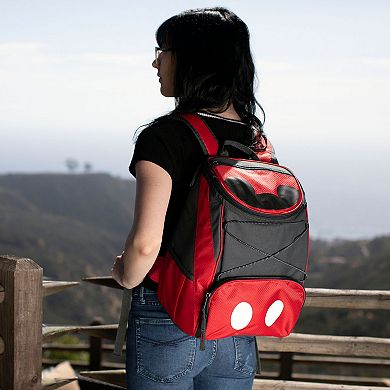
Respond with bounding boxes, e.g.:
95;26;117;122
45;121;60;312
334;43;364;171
111;160;172;289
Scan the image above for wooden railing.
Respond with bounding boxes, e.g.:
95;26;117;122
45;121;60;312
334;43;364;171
0;255;389;389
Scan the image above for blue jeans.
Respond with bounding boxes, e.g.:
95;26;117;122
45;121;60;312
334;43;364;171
126;286;259;390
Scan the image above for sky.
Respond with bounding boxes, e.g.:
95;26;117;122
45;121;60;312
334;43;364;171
1;0;390;239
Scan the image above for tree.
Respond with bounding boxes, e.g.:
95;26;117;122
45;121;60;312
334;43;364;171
65;158;79;173
84;162;93;173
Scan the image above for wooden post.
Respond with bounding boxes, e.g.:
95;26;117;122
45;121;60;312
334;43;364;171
0;255;43;390
279;352;293;380
89;318;103;371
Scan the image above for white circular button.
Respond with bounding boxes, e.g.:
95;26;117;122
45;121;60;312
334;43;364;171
230;302;253;330
265;300;284;326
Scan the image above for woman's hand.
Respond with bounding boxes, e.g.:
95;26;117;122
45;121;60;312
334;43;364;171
111;254;125;287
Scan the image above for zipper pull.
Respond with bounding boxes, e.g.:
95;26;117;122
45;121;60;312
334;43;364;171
199;331;206;351
199;294;210;351
200;315;206;351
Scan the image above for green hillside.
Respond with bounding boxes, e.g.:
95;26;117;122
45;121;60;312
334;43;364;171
0;173;135;325
0;173;388;337
0;173;135;235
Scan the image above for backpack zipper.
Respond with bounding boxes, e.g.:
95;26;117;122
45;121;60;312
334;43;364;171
210;157;291;175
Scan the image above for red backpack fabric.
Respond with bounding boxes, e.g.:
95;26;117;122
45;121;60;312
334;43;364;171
148;113;309;349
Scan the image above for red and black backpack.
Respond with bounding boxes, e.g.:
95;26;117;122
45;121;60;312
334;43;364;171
147;112;309;349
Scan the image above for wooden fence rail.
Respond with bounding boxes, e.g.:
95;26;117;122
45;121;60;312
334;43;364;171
1;255;390;390
258;333;390;357
82;276;390;309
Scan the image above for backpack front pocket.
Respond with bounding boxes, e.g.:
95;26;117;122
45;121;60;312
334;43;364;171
209;158;304;215
200;278;305;341
218;216;308;282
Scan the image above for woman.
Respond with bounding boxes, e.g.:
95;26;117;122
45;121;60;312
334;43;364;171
112;7;265;389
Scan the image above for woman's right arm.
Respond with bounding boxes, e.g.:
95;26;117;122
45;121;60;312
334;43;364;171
113;160;172;289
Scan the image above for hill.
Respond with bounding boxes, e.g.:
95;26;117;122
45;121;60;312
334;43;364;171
0;173;388;336
0;173;135;324
306;236;390;290
296;236;390;338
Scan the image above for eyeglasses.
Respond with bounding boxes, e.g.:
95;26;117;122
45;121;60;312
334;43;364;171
155;46;173;62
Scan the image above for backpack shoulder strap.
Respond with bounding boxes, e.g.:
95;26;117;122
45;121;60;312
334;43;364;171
176;113;219;156
256;134;278;163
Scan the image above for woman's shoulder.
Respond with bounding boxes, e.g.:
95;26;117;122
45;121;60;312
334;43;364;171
146;114;189;131
130;114;203;179
136;114;199;145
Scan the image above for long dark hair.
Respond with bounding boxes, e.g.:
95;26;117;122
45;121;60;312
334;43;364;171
137;7;265;148
158;8;264;126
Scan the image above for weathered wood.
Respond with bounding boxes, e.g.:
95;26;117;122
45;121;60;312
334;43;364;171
42;280;80;297
293;373;390;386
41;377;78;389
43;333;390;359
0;255;43;390
42;359;126;371
0;336;4;355
293;354;390;367
252;379;390;389
43;324;118;342
79;370;390;390
81;280;390;310
0;284;4;302
305;288;390;309
82;276;122;290
79;369;126;388
89;318;103;371
257;333;390;357
258;370;280;378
